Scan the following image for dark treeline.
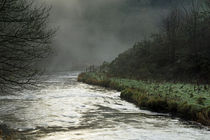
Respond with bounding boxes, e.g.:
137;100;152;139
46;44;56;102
126;0;190;6
107;0;210;84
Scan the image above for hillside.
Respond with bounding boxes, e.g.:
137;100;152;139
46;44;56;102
108;1;210;84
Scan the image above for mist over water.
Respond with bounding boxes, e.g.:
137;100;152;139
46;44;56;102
1;72;209;139
42;0;186;70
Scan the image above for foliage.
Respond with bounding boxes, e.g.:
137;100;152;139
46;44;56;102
108;0;210;84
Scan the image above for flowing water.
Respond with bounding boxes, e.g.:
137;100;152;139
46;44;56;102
0;71;210;140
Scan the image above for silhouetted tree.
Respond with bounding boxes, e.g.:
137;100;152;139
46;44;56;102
162;8;183;64
0;0;55;94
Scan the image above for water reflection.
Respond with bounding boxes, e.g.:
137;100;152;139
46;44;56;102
0;71;209;140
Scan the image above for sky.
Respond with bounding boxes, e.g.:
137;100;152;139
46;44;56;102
42;0;188;70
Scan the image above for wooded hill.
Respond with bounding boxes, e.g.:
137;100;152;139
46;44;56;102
108;1;210;84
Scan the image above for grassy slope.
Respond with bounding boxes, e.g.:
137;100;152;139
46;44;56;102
78;72;210;126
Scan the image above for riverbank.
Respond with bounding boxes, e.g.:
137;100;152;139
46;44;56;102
0;124;15;140
78;72;210;126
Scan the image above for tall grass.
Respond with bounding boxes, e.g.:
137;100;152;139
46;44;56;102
78;72;210;126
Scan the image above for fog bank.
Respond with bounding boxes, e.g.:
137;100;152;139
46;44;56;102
43;0;188;70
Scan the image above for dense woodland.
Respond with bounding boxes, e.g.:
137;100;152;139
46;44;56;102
106;0;210;84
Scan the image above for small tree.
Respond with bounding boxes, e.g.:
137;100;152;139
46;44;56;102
0;0;55;94
161;8;183;64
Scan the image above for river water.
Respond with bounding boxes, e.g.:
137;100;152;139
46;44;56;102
0;71;209;140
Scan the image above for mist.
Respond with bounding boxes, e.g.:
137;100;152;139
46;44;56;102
43;0;188;70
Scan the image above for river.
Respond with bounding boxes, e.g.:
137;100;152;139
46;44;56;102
0;71;209;140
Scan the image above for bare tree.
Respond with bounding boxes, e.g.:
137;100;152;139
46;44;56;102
162;8;183;63
0;0;55;94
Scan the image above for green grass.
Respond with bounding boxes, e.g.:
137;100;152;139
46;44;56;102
78;72;210;126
